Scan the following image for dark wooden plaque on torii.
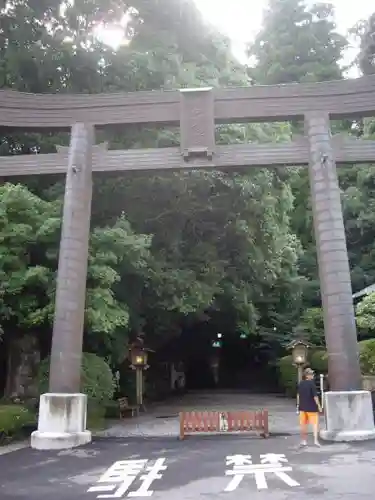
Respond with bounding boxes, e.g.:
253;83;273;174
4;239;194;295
1;75;375;446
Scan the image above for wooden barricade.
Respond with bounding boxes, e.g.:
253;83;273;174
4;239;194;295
179;409;269;440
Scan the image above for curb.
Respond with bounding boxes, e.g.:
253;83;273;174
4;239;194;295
0;440;29;455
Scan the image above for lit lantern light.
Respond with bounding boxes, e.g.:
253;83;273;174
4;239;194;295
291;342;308;366
213;333;223;348
286;339;311;365
130;346;148;369
286;339;312;382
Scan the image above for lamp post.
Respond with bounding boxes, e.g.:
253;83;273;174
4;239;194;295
211;333;222;386
129;337;151;412
287;340;311;383
210;350;220;387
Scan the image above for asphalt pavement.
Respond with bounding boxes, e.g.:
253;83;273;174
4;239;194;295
1;433;374;500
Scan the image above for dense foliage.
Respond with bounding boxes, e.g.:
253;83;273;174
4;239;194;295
0;0;301;378
359;339;375;375
277;349;328;396
37;353;116;405
0;0;375;399
0;404;36;443
358;12;375;75
278;342;375;395
357;294;375;335
248;0;347;84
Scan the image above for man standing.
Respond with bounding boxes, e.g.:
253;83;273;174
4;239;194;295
297;367;322;447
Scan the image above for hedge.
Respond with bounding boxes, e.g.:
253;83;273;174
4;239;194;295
277;355;297;396
0;404;36;444
277;350;328;396
278;339;375;395
37;352;116;417
310;350;328;373
359;339;375;375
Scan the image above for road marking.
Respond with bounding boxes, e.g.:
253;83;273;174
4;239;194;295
224;453;300;491
87;458;167;498
87;453;301;497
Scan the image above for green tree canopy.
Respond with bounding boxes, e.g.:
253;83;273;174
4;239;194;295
358;12;375;75
0;0;303;375
246;0;349;314
247;0;347;84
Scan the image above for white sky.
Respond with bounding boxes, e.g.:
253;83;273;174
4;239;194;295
194;0;374;63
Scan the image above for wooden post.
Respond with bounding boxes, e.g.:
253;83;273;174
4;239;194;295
262;410;269;438
297;365;303;384
320;373;325;409
135;368;143;412
179;412;185;440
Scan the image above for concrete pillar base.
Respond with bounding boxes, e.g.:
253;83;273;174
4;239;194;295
31;393;92;450
320;390;375;442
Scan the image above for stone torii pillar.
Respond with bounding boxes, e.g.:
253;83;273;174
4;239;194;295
31;123;94;450
305;111;375;441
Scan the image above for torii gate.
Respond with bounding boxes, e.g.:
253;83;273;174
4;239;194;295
1;76;375;449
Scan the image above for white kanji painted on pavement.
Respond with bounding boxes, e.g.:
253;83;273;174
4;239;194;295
87;458;167;498
224;453;300;491
226;455;252;466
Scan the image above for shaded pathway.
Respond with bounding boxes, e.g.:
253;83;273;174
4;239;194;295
98;391;302;439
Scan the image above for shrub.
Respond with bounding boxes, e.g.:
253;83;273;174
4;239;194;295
277;355;298;396
278;350;329;396
37;352;116;407
359;339;375;375
0;404;36;444
310;350;328;373
278;340;375;395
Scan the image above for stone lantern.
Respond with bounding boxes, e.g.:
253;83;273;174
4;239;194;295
287;339;311;382
129;335;152;410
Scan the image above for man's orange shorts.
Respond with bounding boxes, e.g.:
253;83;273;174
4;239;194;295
299;411;319;426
